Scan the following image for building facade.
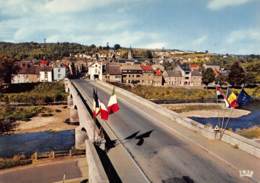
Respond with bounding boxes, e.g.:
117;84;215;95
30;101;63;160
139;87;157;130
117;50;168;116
121;64;142;85
103;63;121;83
88;62;102;80
39;67;53;82
163;64;202;87
53;67;66;81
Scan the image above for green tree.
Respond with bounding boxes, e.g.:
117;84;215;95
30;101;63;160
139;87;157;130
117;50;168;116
228;62;246;87
202;68;215;87
0;55;17;87
114;44;121;50
145;50;153;59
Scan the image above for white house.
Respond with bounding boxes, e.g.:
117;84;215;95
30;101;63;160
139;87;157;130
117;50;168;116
53;67;66;81
39;67;53;82
88;62;102;80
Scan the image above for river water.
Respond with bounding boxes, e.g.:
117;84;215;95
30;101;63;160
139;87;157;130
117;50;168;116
0;130;75;158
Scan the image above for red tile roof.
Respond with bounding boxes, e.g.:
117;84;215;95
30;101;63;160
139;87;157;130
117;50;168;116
155;69;162;76
140;65;153;72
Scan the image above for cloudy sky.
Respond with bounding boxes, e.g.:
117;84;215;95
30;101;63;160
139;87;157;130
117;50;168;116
0;0;260;54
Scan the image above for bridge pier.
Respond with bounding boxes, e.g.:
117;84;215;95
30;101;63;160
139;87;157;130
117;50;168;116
67;95;73;107
75;126;88;150
70;105;79;124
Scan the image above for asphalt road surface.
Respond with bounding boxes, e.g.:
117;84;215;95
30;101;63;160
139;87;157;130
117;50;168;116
0;159;82;183
74;79;250;183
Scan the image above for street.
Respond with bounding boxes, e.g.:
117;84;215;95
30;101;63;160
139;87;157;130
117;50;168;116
0;159;83;183
73;79;258;183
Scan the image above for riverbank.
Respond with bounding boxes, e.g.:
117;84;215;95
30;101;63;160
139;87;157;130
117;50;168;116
14;105;75;134
162;101;260;140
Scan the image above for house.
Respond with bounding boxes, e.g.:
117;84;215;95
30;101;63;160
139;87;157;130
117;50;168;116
11;61;39;84
88;61;102;80
163;69;182;86
153;69;163;86
140;65;154;85
189;64;200;71
190;70;202;86
53;67;66;81
140;65;163;86
39;66;53;82
203;64;221;76
163;64;202;87
121;64;142;85
103;63;121;83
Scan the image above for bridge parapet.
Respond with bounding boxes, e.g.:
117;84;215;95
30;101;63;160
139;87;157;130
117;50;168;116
85;140;109;183
66;80;100;144
96;80;260;159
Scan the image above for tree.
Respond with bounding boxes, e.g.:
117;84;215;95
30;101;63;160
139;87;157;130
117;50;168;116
228;62;246;87
114;44;121;50
145;50;153;59
202;68;215;87
0;55;17;88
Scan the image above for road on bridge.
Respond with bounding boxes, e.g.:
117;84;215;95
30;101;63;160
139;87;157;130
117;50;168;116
74;79;255;183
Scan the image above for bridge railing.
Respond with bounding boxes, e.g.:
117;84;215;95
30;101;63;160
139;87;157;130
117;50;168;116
65;79;109;183
86;139;109;183
96;80;260;159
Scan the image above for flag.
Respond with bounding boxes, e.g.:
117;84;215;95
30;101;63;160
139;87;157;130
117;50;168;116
93;89;100;117
237;89;251;106
216;85;229;107
227;91;238;108
100;101;109;120
108;87;120;114
216;84;224;99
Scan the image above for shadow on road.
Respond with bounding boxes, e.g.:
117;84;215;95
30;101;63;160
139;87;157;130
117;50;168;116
135;130;153;146
95;145;122;183
122;130;154;146
162;176;194;183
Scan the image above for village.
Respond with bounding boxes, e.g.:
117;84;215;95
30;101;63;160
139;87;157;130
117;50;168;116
10;48;237;89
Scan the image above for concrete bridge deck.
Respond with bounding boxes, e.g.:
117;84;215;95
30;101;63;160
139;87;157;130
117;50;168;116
73;79;260;183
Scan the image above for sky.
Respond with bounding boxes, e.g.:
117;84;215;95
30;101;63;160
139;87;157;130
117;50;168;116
0;0;260;54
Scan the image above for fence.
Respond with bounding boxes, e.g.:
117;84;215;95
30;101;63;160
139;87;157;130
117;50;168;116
0;149;85;170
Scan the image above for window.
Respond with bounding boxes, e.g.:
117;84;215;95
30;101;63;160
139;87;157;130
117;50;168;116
44;72;48;79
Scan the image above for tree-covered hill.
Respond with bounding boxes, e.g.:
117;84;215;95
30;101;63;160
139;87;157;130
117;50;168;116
0;42;96;60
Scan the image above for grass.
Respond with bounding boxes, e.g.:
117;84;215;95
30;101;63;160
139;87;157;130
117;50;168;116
0;155;32;169
238;127;260;139
165;104;223;113
0;105;54;134
0;106;44;121
120;85;260;102
0;82;67;104
126;85;216;101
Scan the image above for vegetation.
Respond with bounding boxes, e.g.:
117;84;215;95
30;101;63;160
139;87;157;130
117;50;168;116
0;82;67;104
0;106;43;121
0;42;92;60
238;127;260;139
120;85;260;102
0;105;53;134
202;68;215;87
0;155;32;169
164;104;223;113
228;62;247;86
126;85;216;101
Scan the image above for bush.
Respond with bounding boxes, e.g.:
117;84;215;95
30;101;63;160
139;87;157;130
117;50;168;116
0;158;32;169
0;82;67;104
41;113;53;117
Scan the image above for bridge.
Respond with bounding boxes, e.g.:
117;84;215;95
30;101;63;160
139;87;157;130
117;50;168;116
65;79;260;183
